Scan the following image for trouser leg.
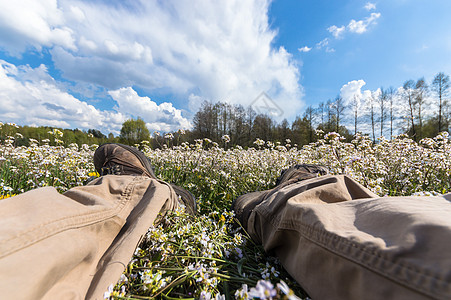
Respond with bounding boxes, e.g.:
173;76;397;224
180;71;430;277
0;175;180;300
234;175;451;300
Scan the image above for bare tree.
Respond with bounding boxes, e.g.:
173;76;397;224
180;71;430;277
414;78;428;139
225;104;248;146
431;72;450;132
351;95;360;135
367;92;377;143
245;106;256;145
403;80;417;141
216;102;232;139
377;87;387;138
326;99;333;127
387;87;396;139
317;102;325;128
318;99;336;133
332;96;346;132
192;101;218;140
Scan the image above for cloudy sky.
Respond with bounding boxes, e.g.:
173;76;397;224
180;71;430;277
0;0;450;135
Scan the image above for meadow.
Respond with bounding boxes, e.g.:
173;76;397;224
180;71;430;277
1;130;450;299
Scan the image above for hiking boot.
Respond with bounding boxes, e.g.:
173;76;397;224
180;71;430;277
93;143;196;215
232;164;328;229
275;164;329;186
231;190;267;230
93;143;156;178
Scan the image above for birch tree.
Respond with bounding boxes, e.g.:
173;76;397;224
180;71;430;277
351;95;360;135
403;80;417;141
332;96;346;132
431;72;450;132
377;87;387;138
414;78;428;139
387;87;396;139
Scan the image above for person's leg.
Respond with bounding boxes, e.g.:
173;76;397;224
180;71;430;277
0;144;190;300
233;169;451;300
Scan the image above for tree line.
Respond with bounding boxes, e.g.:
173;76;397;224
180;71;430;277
2;72;449;148
328;72;449;143
187;71;450;147
0;123;118;147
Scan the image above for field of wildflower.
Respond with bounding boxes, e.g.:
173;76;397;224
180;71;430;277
1;129;450;299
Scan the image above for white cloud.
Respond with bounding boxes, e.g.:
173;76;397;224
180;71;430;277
298;46;312;53
327;25;345;39
324;9;381;47
315;38;335;53
0;60;190;135
69;5;85;23
188;94;206;114
340;79;367;106
316;38;329;49
364;2;377;11
0;60;116;133
108;87;192;132
0;0;76;54
338;80;379;135
348;12;381;34
0;0;304;121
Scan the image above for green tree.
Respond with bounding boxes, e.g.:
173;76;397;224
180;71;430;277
120;118;150;145
88;129;106;139
251;114;273;142
291;116;312;147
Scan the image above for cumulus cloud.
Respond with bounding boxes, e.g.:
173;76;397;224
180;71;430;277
327;25;345;39
348;12;381;34
108;87;192;132
298;46;312;53
0;60;124;133
0;60;190;134
0;0;304;121
340;79;367;107
364;2;377;11
338;80;377;134
0;0;76;55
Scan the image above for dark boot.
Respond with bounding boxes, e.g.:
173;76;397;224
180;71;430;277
94;143;196;215
232;164;328;229
94;143;157;178
275;164;329;186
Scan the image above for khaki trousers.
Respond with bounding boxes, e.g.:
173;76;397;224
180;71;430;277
1;174;450;300
235;175;451;300
0;175;180;300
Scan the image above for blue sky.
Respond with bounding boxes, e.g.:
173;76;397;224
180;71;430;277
0;0;450;135
271;0;451;104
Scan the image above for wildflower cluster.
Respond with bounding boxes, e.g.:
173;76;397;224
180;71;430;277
143;133;450;216
110;209;305;299
0;142;96;196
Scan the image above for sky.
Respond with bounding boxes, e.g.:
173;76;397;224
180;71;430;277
0;0;450;135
